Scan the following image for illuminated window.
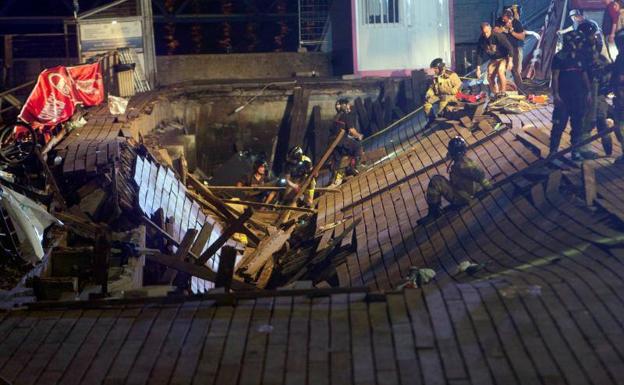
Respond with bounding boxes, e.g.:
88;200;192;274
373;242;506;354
363;0;400;24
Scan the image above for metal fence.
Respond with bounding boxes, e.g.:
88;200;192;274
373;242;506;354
298;0;331;49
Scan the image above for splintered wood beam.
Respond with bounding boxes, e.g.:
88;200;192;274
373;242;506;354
197;208;253;265
186;172;261;245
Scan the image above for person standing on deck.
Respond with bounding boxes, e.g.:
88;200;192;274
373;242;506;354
331;98;365;184
612;30;624;162
476;22;515;98
550;32;593;161
501;8;526;92
421;137;492;222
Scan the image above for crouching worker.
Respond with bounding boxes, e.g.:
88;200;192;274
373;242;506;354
237;159;276;204
422;137;491;221
282;146;316;207
424;58;462;120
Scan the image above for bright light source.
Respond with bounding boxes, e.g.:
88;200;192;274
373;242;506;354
111;20;118;24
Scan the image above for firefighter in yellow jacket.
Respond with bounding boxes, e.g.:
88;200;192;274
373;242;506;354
423;137;491;220
282;146;316;207
424;58;462;118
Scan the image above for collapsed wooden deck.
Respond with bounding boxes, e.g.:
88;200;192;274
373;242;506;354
4;95;624;384
317;104;623;290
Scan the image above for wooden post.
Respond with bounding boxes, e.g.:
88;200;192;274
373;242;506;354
215;246;237;291
93;229;111;297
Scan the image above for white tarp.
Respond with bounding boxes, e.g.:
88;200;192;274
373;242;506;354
0;185;61;263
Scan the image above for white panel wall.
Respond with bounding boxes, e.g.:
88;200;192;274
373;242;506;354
354;0;452;73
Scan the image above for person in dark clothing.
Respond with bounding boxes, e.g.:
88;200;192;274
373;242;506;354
550;31;593;161
237;159;276;203
332;98;364;179
612;30;624;162
422;136;491;222
476;22;514;98
580;22;612;158
501;8;526;91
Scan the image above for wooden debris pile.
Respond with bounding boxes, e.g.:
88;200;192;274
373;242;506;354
232;212;360;289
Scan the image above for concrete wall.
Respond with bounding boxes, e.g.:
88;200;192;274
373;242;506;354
155;52;332;86
155;81;383;173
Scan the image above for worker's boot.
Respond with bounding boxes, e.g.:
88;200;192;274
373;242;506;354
418;204;442;225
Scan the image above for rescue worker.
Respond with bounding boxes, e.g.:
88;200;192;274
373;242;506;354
579;21;612;157
501;8;526;92
332;98;365;181
423;58;462;119
612;30;624;162
550;31;593;161
283;146;316;207
237;158;276;204
559;9;609;58
422;136;491;221
476;22;515;98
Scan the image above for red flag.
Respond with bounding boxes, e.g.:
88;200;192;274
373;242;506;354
18;66;77;129
67;62;104;106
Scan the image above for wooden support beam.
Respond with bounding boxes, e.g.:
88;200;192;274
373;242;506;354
197;208;253;265
215;246;236;291
93;230;111;297
221;198;317;213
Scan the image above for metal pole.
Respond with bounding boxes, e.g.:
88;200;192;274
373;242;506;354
139;0;157;88
63;22;70;61
298;0;302;49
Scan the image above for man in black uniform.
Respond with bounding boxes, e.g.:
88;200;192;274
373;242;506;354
550;31;593;161
612;30;624;162
476;22;514;98
579;22;618;157
501;8;526;91
333;98;365;177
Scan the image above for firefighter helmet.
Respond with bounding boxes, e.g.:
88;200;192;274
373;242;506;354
447;136;467;158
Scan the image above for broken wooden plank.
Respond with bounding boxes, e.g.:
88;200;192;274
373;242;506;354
190;222;214;256
197;208;253;265
514;129;549;158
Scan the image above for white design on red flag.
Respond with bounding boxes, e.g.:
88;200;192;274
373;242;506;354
67;62;104;106
18;66;76;129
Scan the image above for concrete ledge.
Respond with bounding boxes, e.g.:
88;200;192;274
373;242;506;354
155;52;331;85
